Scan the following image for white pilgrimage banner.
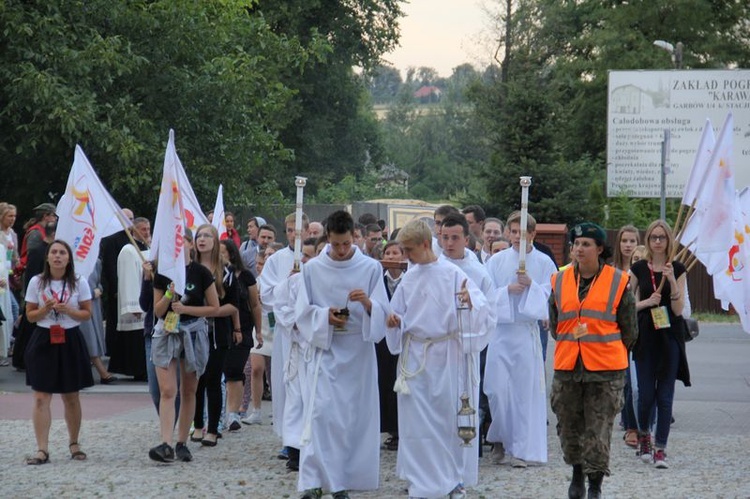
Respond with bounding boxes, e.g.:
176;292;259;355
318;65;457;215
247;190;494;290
152;130;187;294
56;146;131;278
607;70;750;198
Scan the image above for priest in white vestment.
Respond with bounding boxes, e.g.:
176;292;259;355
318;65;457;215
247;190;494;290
109;243;149;378
294;211;389;497
484;212;558;467
387;219;495;499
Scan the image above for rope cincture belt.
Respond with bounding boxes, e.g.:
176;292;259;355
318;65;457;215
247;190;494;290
393;331;456;395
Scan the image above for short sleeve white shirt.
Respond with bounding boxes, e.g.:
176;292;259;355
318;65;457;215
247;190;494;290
25;275;92;329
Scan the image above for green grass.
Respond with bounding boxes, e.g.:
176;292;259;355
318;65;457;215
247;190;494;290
692;311;739;323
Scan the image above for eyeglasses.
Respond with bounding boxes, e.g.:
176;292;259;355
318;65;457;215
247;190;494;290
649;235;667;242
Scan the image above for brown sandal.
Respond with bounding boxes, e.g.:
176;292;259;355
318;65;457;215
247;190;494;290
69;442;87;461
26;449;50;465
623;429;638;448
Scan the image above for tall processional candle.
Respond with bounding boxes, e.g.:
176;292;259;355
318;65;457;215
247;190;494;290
293;176;307;272
518;176;532;273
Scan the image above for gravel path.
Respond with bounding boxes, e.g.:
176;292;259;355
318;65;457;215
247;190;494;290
3;418;748;498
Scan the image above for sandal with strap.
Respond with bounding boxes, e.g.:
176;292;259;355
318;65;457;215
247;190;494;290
26;449;50;465
623;429;639;448
69;442;87;461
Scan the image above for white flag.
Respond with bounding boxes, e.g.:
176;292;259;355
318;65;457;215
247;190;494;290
696;113;735;255
716;188;750;334
176;160;208;235
56;145;131;278
681;119;715;207
152;130;187;294
211;184;227;240
151;134;208;255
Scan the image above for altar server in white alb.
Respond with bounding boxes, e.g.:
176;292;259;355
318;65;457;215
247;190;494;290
272;237;318;473
258;212;309;455
294;210;390;499
484;211;558;468
386;219;495;499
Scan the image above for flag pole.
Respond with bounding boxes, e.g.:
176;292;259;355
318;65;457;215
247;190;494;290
672;199;697;259
114;210;147;264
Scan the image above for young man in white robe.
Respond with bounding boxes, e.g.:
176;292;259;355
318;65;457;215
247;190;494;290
294;210;390;499
386;219;495;499
258;212;309;464
438;212;497;459
484;211;558;468
272;238;317;472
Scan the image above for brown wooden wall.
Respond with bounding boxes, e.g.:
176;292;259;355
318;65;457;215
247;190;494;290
536;223;569;267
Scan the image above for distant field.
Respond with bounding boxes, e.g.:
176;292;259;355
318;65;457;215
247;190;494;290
372;103;443;120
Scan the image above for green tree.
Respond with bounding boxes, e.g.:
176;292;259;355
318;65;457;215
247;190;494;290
257;0;404;196
469;0;750;226
0;0;318;217
380;74;490;203
365;64;403;104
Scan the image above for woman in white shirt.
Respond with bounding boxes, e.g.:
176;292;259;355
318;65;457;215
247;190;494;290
24;240;94;465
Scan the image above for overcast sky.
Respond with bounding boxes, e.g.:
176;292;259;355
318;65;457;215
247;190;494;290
384;0;496;78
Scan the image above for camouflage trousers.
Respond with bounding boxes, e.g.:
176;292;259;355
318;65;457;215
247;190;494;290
550;374;625;476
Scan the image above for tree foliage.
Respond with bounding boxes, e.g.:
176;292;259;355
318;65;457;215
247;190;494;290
256;0;404;195
379;66;489;204
0;0;404;219
467;0;750;227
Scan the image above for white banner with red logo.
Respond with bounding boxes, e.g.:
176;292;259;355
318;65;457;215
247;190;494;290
152;130;188;294
176;158;208;236
56;145;131;278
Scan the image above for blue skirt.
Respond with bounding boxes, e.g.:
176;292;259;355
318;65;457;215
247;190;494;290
25;326;95;393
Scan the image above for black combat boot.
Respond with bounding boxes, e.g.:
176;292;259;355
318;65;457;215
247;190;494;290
568;464;585;499
286;446;300;472
587;472;604;499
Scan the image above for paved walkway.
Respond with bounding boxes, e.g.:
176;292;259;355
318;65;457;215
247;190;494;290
1;323;748;498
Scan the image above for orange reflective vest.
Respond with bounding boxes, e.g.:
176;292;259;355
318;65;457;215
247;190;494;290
551;265;629;371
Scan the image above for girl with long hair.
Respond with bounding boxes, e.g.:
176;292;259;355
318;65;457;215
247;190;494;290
629;220;690;469
219;239;262;431
613;225;641;448
191;224;240;447
149;230;219;462
24;240;95;464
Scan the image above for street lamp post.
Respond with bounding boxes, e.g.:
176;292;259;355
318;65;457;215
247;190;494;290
653;40;684;69
653;40;683;220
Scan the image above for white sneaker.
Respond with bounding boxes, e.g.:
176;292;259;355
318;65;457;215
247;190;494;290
653;448;669;469
227;413;242;431
241;410;262;425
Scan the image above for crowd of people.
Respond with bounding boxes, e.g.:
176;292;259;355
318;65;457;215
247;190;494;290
0;199;694;499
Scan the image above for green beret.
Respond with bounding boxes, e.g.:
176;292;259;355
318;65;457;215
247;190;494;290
570;222;606;245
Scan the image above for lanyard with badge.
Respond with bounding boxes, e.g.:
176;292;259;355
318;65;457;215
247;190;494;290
573;269;599;339
648;265;671;329
48;280;67;344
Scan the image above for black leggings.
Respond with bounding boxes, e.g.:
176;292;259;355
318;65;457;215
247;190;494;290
194;344;227;434
224;346;251;382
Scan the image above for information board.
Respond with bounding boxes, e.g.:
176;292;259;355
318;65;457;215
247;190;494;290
607;70;750;198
